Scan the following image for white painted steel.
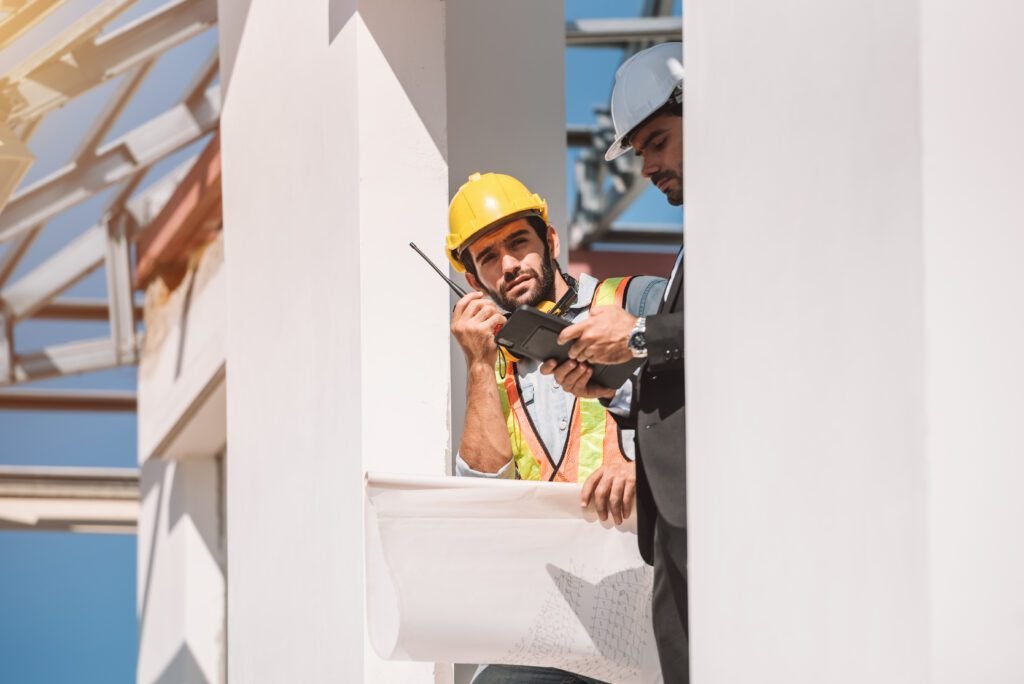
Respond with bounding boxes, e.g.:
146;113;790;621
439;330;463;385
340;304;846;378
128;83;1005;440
0;85;220;243
12;336;123;383
1;223;106;320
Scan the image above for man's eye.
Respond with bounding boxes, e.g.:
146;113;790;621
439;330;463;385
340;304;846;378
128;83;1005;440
479;253;495;264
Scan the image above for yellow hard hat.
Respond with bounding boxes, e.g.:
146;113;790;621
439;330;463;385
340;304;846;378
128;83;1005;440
446;172;548;272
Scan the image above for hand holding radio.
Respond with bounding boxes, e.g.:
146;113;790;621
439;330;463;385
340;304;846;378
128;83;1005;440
451;292;507;367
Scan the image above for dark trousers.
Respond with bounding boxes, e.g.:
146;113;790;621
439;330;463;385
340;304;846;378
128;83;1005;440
472;665;606;684
653;515;689;683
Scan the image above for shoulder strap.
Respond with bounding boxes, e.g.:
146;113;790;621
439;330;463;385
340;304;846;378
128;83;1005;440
590;276;632;311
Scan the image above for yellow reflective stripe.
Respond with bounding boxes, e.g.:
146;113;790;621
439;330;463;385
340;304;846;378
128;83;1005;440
495;363;543;481
592;277;625;308
577;398;608;482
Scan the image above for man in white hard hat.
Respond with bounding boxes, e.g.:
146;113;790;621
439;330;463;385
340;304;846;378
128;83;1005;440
541;42;688;682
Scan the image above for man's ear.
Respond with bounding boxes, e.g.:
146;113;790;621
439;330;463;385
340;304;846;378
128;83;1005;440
465;271;485;294
547;224;561;261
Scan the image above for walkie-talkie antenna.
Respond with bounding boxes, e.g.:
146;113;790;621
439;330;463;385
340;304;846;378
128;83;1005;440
409;242;469;298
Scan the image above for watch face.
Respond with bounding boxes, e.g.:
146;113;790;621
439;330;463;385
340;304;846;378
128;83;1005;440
629;331;647;351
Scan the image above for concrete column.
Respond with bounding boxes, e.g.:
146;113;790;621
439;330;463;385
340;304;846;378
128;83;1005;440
922;1;1024;681
219;0;563;680
137;234;227;684
137;456;226;684
687;1;929;681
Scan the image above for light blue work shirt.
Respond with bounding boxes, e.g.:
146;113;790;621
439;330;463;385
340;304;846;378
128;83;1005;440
456;272;667;479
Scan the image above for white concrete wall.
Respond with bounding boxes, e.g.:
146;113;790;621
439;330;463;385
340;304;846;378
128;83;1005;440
687;0;929;681
137;456;226;684
137;237;226;463
689;0;1024;681
137;241;228;684
922;1;1024;681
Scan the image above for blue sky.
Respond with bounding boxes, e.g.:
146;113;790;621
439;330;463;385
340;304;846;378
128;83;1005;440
0;2;680;682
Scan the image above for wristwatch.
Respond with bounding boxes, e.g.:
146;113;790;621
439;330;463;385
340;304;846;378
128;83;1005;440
627;316;648;359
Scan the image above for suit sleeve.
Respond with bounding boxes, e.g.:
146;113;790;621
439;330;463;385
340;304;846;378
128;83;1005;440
599;275;668;428
644;311;684;371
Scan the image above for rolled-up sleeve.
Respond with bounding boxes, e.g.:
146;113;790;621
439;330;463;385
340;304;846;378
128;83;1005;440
455;454;516;479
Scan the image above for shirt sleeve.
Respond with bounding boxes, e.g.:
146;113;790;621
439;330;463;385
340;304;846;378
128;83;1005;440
454;453;516;479
603;372;635;417
623;276;668;318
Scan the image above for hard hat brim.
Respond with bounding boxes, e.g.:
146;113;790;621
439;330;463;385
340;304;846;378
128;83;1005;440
604;134;632;162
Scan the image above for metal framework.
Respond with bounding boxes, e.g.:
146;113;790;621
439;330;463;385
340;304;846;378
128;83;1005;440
565;4;684;249
0;0;217;394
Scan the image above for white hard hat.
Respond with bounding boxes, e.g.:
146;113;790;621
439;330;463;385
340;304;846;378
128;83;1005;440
605;42;684;161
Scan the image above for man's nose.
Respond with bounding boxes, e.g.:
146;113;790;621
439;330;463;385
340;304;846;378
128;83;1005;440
641;155;659;179
501;252;520;275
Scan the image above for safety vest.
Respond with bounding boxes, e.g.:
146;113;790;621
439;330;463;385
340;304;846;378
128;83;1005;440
496;277;634;483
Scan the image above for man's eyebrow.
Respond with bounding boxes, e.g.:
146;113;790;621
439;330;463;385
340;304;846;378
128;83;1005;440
476;243;496;261
635;127;668;155
504;229;532;244
475;228;532;262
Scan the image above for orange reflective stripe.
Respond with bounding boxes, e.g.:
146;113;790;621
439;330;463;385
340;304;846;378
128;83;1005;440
501;364;551;481
552;400;582;483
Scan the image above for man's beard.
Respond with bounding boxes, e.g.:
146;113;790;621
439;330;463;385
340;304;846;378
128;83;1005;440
485;255;557;311
652;170;683;206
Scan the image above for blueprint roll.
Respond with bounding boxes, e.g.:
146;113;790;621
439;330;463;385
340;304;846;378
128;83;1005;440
364;473;663;684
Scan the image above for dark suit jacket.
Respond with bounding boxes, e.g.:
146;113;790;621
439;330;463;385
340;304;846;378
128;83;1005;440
631;248;685;564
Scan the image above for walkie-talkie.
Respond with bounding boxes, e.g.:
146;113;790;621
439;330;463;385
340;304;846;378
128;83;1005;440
409;242;469;298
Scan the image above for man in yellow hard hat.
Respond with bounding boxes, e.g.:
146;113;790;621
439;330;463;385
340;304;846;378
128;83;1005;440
446;172;666;684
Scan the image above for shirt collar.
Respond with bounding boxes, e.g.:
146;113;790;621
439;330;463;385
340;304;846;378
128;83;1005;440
569;273;600;311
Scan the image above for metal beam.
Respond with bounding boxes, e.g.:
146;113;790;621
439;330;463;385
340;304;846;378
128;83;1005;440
1;0;134;86
0;306;11;383
565;17;682;46
589;228;684;247
0;465;138;534
0;224;41;288
0;0;67;52
72;61;155;162
105;212;136;362
10;337;129;385
0;388;136;411
31;297;142;321
567;124;596;148
125;153;199;228
0;465;138;499
2;0;217;125
1;223;106;320
0;84;221;243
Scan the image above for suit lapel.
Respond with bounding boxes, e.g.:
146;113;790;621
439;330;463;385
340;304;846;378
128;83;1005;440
659;245;684;314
